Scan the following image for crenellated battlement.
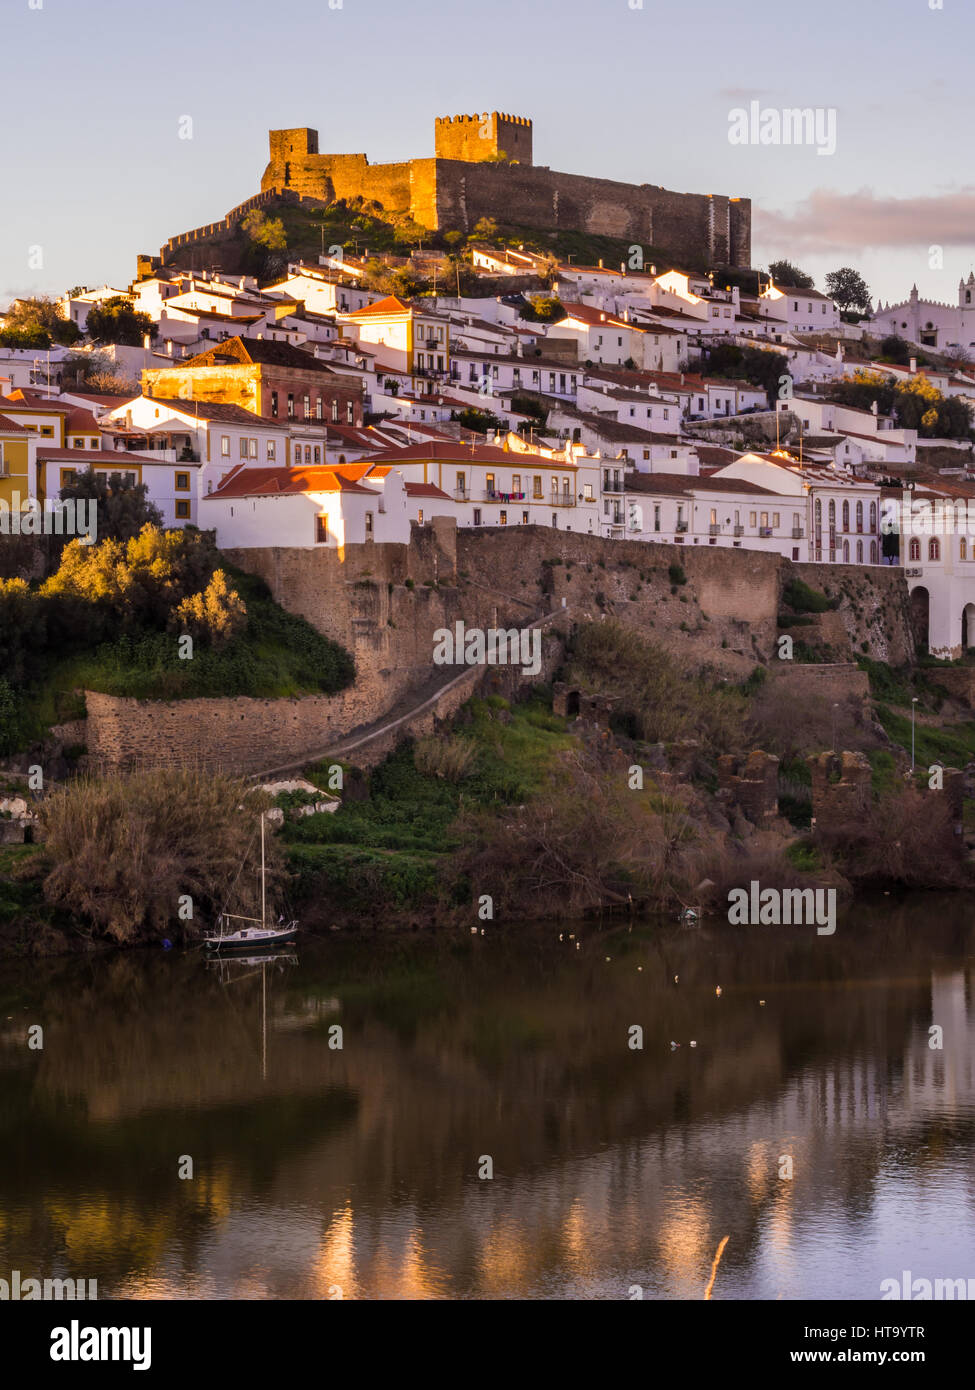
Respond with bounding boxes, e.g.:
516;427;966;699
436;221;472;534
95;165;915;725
434;111;533;164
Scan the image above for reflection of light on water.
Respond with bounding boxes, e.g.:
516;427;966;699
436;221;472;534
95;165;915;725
479;1219;530;1296
746;1141;773;1204
312;1203;358;1299
657;1194;710;1282
373;1224;441;1300
561;1197;589;1268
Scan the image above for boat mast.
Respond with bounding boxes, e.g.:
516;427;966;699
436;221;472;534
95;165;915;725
260;813;266;931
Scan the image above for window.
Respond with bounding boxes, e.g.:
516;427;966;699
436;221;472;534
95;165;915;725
499;510;507;525
929;538;940;561
869;501;877;532
512;474;521;494
316;397;323;420
347;401;355;424
654;505;661;532
267;440;276;461
533;476;542;498
314;447;321;464
365;511;374;538
909;538;921;561
72;438;85;450
60;468;77;486
522;511;529;524
221;436;230;456
856;501;863;532
749;512;756;526
842;500;850;531
331;401;339;423
870;540;878;564
962;538;968;561
287;394;295;418
271;391;278;418
175;472;190;491
772;513;780;528
304;446;312;463
584;483;594;501
315;514;329;544
249;438;258;459
175;500;191;519
473;508;482;525
239;438;248;458
294;443;302;464
486;472;495;495
417;509;423;524
856;540;863;563
302;394;310;419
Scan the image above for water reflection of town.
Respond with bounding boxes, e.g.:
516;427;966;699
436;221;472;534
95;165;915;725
1;898;973;1300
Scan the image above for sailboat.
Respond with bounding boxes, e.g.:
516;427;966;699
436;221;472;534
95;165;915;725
204;812;299;951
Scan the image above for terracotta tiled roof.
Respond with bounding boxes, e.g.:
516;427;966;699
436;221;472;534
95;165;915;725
203;464;379;498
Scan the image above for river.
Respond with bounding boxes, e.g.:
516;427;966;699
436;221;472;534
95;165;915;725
1;894;973;1300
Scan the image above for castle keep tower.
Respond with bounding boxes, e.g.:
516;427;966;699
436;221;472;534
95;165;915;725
434;112;533;165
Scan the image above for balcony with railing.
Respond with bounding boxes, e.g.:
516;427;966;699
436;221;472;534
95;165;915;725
733;524;744;536
484;489;526;502
709;523;720;536
453;488;470;502
792;526;805;539
675;520;689;533
602;474;625;494
549;493;574;507
758;526;773;537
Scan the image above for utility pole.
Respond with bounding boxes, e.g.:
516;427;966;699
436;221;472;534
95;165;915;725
911;696;918;771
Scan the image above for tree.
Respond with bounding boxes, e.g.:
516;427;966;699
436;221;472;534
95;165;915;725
766;260;814;289
57;469;163;545
241;209;287;251
1;295;81;346
879;335;913;366
86;297;157;346
172;569;247;648
825;267;872;316
471;217;499;242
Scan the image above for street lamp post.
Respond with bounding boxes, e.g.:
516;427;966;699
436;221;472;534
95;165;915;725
911;696;919;772
831;702;838;752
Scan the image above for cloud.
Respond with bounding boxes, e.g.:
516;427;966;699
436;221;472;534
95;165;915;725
755;187;975;255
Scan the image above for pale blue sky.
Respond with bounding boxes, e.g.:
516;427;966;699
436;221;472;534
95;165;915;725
2;0;973;308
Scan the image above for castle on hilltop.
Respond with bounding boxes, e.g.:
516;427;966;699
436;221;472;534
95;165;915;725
260;111;751;269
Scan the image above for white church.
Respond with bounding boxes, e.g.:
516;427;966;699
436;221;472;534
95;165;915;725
868;275;975;354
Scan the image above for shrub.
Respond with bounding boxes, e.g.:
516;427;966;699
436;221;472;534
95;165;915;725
40;769;285;943
414;734;478;782
782;577;838;613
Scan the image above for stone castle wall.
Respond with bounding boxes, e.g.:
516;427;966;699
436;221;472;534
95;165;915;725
70;525;916;778
257;121;752;269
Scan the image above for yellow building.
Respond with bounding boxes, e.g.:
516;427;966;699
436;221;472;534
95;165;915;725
0;411;37;510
